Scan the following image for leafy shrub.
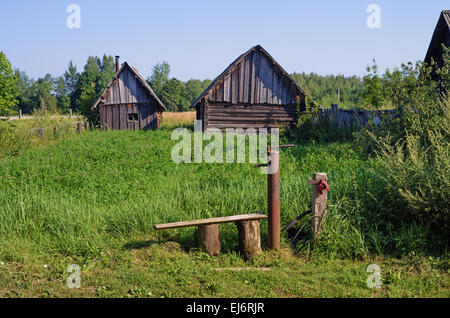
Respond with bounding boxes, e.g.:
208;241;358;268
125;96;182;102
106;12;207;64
374;98;450;236
292;107;355;143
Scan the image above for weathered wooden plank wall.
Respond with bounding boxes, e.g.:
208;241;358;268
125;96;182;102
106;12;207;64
103;68;151;105
98;66;161;130
208;50;302;106
99;102;159;130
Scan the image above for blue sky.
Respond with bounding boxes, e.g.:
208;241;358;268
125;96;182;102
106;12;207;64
0;0;447;81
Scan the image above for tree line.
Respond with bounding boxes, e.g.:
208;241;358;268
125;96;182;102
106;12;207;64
0;52;213;117
1;49;448;117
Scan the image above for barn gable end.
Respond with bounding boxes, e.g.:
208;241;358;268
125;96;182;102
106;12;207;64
92;62;166;130
190;45;308;130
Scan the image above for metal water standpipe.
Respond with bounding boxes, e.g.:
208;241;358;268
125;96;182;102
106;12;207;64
256;144;295;249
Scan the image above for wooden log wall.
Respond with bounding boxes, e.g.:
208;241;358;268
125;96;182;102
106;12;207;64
203;102;299;129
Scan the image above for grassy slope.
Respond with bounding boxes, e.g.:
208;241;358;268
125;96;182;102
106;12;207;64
0;129;448;297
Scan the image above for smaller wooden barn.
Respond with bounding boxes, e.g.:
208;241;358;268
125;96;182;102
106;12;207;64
92;57;166;130
190;45;308;130
425;10;450;81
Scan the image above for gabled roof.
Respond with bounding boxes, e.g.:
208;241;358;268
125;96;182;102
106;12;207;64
190;45;308;108
92;62;166;111
425;10;450;63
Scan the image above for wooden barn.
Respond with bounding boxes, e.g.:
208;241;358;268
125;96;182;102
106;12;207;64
92;56;166;130
190;45;308;130
425;10;450;81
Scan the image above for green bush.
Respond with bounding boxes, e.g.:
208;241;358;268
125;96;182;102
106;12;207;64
292;108;355;143
374;97;450;236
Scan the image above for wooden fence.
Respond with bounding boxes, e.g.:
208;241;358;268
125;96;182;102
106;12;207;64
317;104;396;130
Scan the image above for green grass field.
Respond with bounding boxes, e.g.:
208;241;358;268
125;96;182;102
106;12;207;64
0;128;448;297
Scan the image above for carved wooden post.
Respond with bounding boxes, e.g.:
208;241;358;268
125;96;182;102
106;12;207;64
77;122;82;134
237;220;262;260
197;224;221;256
308;173;328;238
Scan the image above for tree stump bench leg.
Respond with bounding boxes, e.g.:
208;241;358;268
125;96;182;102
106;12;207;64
197;224;221;256
237;220;262;260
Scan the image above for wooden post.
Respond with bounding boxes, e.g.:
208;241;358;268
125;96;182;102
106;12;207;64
77;122;82;134
37;128;44;141
308;173;328;238
19;109;22;119
197;224;221;256
237;220;262;260
69;109;72;118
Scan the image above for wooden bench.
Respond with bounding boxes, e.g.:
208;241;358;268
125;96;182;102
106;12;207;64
154;214;267;259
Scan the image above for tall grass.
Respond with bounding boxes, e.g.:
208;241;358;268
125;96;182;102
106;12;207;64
1;127;440;261
0;109;81;159
161;111;196;128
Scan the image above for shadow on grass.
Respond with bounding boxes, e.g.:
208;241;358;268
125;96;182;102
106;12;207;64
122;225;244;255
122;234;197;253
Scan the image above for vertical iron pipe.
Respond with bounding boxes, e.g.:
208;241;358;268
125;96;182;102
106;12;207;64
267;150;280;249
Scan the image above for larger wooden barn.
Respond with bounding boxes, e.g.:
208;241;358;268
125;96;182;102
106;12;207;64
190;45;308;130
92;57;166;130
425;10;450;81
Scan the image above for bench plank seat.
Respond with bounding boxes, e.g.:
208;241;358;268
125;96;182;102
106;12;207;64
154;213;267;230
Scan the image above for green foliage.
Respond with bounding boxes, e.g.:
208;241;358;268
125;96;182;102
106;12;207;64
147;61;211;111
362;63;385;109
291;72;364;108
75;55;115;120
355;50;450;241
0;51;18;116
160;78;189;111
30;74;57;112
11;58;210;118
63;60;79;111
374;97;450;236
14;68;34;113
185;79;212;103
147;61;170;98
435;45;450;93
291;105;358;144
54;76;70;113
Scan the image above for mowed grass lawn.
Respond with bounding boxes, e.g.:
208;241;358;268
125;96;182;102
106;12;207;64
0;129;448;297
